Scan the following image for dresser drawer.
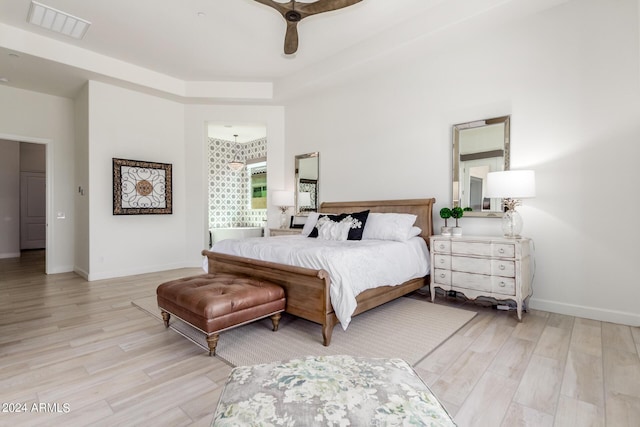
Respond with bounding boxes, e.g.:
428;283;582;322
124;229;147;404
433;254;451;269
451;241;515;258
433;269;451;286
452;271;516;296
451;256;515;277
432;240;451;253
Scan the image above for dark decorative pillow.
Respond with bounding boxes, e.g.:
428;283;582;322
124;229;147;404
308;210;370;240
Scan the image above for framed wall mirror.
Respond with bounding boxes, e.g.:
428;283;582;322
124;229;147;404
452;115;510;217
295;152;319;213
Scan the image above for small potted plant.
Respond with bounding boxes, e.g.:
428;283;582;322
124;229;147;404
451;206;464;236
439;207;452;236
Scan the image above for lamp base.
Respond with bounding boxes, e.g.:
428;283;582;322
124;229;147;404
502;209;523;238
278;207;289;229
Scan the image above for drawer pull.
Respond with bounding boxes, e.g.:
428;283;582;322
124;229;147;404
499;265;506;270
439;244;445;250
499;281;506;287
440;259;445;264
440;273;446;278
499;248;505;254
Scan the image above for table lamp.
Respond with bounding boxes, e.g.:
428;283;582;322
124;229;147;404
272;190;294;228
486;170;536;238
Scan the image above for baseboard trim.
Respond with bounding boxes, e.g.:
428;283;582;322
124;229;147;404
47;265;74;274
0;252;21;259
529;297;640;327
74;267;89;280
87;261;192;282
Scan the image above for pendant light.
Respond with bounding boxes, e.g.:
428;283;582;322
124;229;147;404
228;134;244;171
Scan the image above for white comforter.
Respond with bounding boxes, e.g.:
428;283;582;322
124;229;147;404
203;235;430;329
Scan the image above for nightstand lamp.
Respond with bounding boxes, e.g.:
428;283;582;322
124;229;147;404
272;190;294;229
486;170;536;238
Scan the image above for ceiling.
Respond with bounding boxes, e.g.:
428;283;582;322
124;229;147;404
208;123;266;143
0;0;568;102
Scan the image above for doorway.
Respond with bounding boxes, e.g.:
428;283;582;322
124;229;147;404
0;135;50;272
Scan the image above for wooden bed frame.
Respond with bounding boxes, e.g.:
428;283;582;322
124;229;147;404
202;198;435;346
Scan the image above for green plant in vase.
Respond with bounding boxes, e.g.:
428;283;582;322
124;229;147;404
439;207;452;235
451;206;464;236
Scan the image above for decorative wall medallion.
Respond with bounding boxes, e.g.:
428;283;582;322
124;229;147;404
113;158;172;215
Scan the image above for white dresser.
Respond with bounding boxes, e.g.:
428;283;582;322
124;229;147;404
430;235;532;320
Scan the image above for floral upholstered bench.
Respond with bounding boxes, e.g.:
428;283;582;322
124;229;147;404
156;273;285;356
212;355;456;426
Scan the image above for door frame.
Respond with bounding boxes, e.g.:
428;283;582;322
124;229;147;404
0;132;52;274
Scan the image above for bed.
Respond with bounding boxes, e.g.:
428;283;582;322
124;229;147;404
202;198;435;346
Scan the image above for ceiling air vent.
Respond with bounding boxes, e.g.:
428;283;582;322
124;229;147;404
27;1;91;40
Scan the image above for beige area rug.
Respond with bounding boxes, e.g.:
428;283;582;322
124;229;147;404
132;295;476;367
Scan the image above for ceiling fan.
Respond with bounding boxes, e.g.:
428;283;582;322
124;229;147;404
253;0;363;55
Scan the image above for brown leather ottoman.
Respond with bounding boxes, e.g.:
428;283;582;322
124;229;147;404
156;273;285;356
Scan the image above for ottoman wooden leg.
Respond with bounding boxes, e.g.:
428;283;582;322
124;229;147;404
206;333;219;356
271;312;282;332
161;310;170;327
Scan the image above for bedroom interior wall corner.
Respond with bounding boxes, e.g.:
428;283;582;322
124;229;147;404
74;83;90;277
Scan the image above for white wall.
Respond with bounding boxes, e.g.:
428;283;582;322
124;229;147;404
0;140;20;258
283;0;640;325
0;85;75;273
74;84;90;277
87;81;187;280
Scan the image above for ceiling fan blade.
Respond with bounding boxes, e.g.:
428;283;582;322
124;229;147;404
253;0;361;54
284;21;299;55
297;0;362;15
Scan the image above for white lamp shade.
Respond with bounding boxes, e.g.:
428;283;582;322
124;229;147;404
486;170;536;199
298;192;312;207
272;190;294;207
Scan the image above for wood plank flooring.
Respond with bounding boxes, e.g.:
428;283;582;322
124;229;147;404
1;251;639;426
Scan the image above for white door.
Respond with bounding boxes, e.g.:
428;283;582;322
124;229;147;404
20;171;46;250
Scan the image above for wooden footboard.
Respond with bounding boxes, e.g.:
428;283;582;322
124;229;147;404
203;250;427;346
203;250;339;345
203;198;435;346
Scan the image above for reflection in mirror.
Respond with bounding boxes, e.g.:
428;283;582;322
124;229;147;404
295;152;319;213
453;116;510;217
247;157;267;209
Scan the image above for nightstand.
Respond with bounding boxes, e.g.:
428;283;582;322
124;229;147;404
269;228;302;237
430;235;532;320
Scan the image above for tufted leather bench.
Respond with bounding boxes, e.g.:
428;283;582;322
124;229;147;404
156;273;285;356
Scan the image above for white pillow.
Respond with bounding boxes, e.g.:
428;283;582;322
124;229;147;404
301;212;337;236
362;213;419;241
408;226;423;239
317;220;351;241
301;212;321;236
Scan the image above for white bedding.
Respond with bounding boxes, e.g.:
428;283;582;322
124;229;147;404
203;235;430;329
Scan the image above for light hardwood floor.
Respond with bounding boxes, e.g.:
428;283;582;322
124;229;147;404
1;251;639;426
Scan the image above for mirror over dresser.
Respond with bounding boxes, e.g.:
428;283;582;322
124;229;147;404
452;115;510;217
295;152;319;214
